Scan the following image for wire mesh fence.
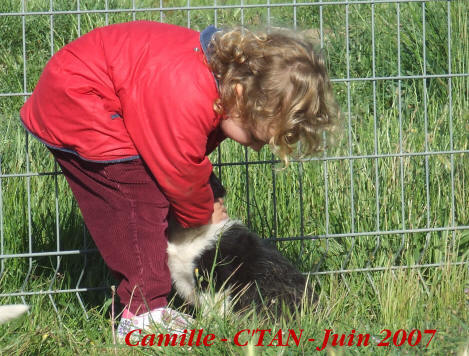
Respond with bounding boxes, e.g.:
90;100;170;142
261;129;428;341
0;0;467;318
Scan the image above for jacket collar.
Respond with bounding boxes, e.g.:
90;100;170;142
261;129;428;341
200;25;220;61
200;25;221;89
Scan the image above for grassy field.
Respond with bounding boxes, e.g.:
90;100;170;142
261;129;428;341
0;0;468;354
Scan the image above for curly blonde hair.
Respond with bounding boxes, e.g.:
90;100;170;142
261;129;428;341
208;27;339;165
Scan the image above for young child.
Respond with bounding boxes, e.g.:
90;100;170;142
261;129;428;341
19;21;338;336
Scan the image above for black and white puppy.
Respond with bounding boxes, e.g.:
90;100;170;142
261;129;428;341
167;174;311;316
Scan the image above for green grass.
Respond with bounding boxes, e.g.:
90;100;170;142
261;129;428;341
0;265;467;355
0;0;468;354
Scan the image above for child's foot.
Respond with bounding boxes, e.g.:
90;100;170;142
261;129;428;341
116;307;194;343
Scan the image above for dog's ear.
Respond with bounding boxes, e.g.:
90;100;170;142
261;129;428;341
209;172;226;200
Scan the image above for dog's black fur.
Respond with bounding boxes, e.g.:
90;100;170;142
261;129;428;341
168;173;311;316
195;222;309;314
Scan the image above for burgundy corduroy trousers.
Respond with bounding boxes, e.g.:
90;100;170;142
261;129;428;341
51;149;171;315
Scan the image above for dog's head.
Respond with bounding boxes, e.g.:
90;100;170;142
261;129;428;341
209;172;226;201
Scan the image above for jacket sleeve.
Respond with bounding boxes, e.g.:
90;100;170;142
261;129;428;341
121;68;219;228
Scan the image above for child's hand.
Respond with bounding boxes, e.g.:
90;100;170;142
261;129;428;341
210;198;228;224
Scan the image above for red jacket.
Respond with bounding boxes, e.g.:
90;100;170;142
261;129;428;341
20;21;225;228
